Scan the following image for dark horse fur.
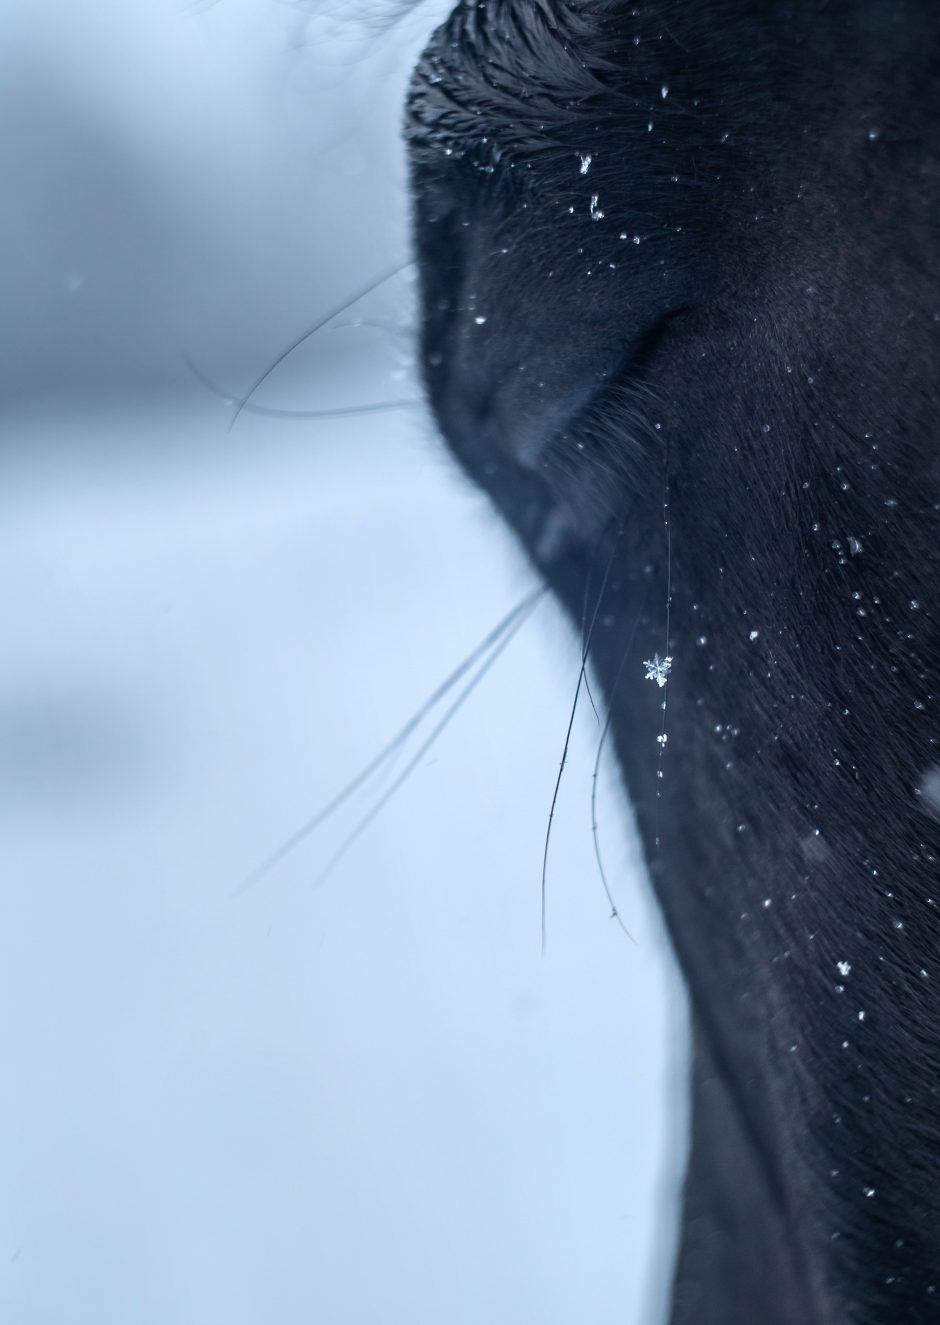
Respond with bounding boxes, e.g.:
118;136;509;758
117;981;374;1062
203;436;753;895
406;2;940;1321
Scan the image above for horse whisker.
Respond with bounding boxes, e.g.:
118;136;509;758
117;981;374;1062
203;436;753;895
228;259;414;430
235;586;545;897
540;524;622;953
184;354;420;420
311;592;542;890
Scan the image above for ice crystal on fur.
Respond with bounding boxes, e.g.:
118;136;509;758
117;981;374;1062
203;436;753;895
643;654;672;687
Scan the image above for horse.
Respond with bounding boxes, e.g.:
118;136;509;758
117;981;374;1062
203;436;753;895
406;3;940;1319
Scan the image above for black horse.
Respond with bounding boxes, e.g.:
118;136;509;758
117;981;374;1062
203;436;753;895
406;3;940;1321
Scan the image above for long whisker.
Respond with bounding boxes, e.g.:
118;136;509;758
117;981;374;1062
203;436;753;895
235;587;544;897
228;259;413;430
311;591;543;890
184;354;420;420
579;558;601;722
589;590;650;944
590;707;635;942
578;528;613;723
540;524;622;953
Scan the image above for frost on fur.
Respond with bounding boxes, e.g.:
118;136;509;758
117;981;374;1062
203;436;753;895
643;653;672;688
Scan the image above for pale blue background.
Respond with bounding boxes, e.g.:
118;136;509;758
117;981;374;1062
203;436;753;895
0;4;686;1322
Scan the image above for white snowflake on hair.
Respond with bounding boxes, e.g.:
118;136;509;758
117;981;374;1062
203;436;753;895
643;653;673;687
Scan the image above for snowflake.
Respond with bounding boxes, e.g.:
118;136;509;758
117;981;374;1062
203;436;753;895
643;653;672;688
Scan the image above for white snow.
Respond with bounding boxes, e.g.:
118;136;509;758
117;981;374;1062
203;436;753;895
643;654;673;688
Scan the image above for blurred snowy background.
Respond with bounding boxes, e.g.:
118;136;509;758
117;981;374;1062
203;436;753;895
0;2;686;1322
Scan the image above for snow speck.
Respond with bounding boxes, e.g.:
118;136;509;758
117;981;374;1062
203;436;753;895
660;85;669;99
864;1186;876;1198
656;733;668;747
590;195;605;221
643;654;672;688
748;629;759;641
579;153;592;175
848;536;864;556
837;960;851;978
857;1010;866;1022
473;315;487;326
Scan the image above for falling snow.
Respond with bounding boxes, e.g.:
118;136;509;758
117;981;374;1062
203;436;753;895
644;654;673;687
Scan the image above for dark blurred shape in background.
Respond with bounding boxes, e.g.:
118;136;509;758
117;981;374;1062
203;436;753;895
1;0;426;406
